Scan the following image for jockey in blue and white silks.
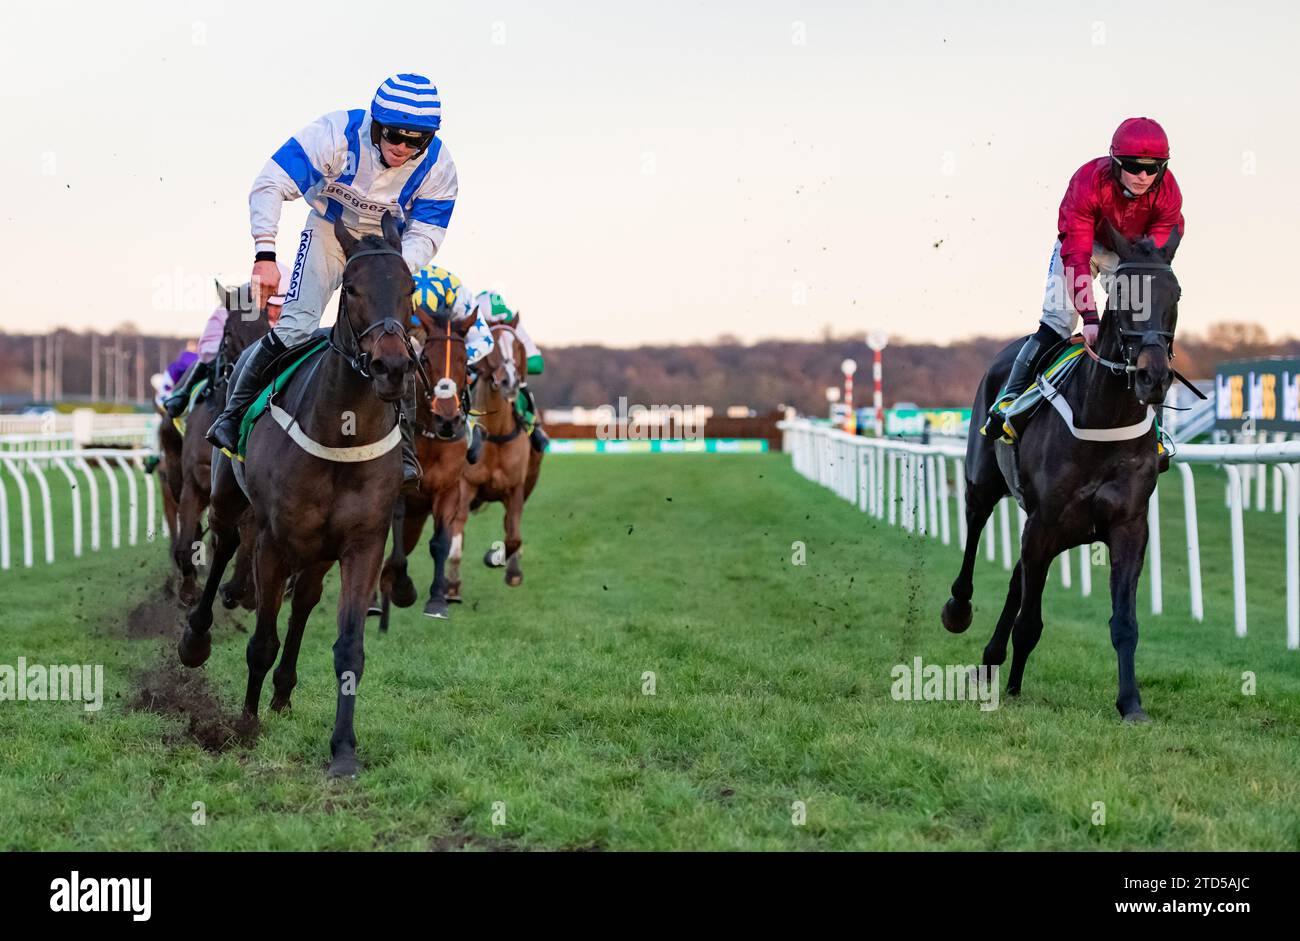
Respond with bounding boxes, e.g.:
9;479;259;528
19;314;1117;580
207;73;458;488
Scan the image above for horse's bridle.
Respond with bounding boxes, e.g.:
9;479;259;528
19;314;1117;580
330;247;426;392
416;314;469;441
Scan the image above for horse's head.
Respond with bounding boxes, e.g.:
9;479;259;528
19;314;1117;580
332;213;416;402
215;278;271;360
1102;222;1182;406
483;320;524;403
416;309;472;439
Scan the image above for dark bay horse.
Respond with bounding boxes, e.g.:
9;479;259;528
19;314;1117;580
942;226;1181;722
171;283;269;609
179;214;415;777
379;307;472;625
447;322;543;597
155;403;183;552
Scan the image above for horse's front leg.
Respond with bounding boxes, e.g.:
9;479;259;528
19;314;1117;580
942;479;1002;634
1107;518;1150;722
445;481;470;603
424;486;457;619
329;539;384;778
502;484;525;587
270;560;330;713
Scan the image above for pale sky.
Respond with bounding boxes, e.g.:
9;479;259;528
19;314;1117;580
1;0;1296;346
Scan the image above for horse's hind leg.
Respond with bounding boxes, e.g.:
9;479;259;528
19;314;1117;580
982;560;1023;669
242;536;289;717
173;476;207;607
220;512;257;610
270;560;330;713
1107;519;1150;722
1005;521;1054;697
942;478;1004;633
329;541;384;778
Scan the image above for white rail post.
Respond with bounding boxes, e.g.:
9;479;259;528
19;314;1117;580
1280;463;1299;650
0;472;9;570
926;455;939;539
52;458;82;557
999;499;1012;570
1176;463;1203;623
1079;543;1091;597
937;456;951;546
25;459;54;564
2;458;33;567
1148;483;1162;615
875;448;885;519
74;457;101;551
95;455;121;549
1059;548;1071;589
1224;465;1247;638
954;459;967;549
887;452;897;526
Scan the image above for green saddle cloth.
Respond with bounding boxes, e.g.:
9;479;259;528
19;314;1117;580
235;339;328;459
1001;344;1085;421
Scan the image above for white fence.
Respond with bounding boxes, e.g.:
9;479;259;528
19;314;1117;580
0;410;159;455
0;448;167;571
780;419;1300;650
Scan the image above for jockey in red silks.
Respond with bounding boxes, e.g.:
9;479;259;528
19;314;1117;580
982;117;1185;439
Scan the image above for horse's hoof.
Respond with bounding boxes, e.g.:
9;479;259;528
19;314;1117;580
177;629;211;668
484;547;505;568
327;754;362;779
269;694;291;713
219;583;240;609
941;598;972;634
423;598;450;620
505;572;523;587
392;575;417;608
178;579;199;608
1122;708;1151;724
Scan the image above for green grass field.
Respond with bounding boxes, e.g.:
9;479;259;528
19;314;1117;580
1;454;1298;851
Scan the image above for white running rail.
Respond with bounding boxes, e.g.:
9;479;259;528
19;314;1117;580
0;448;166;571
781;419;1300;651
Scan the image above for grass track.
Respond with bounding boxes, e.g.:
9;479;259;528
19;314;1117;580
0;454;1298;850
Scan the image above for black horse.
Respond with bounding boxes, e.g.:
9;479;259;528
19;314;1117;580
942;224;1181;722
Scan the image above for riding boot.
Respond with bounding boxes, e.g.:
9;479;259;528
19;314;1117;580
399;396;422;495
205;332;287;455
466;422;485;465
980;324;1060;438
164;359;211;418
519;385;548;452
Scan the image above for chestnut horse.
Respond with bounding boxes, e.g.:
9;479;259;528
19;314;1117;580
378;307;473;625
447;321;543;598
179;214;416;777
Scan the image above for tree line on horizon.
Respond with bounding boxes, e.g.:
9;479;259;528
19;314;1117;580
0;322;1293;414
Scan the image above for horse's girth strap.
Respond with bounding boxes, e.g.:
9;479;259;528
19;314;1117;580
1037;374;1155;442
269;404;401;462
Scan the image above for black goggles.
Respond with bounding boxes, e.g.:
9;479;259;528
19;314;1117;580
1114;155;1167;176
379;125;434;150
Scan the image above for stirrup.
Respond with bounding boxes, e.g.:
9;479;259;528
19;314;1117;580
998;420;1018;445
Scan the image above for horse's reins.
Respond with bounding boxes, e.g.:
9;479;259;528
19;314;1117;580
329;247;428;396
1074;260;1205;400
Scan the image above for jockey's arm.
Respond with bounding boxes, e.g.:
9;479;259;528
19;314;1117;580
1056;167;1101;326
400;149;458;272
249;112;351;255
514;324;544;375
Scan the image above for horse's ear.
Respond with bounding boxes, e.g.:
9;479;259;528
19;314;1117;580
380;211;402;251
1158;224;1182;263
453;313;473;337
1106;221;1134;260
511;310;522;329
215;279;231;310
334;218;359;257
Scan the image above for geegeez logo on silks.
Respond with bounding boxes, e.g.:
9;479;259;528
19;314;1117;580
49;871;151;921
287;229;311;303
320;181;402;223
